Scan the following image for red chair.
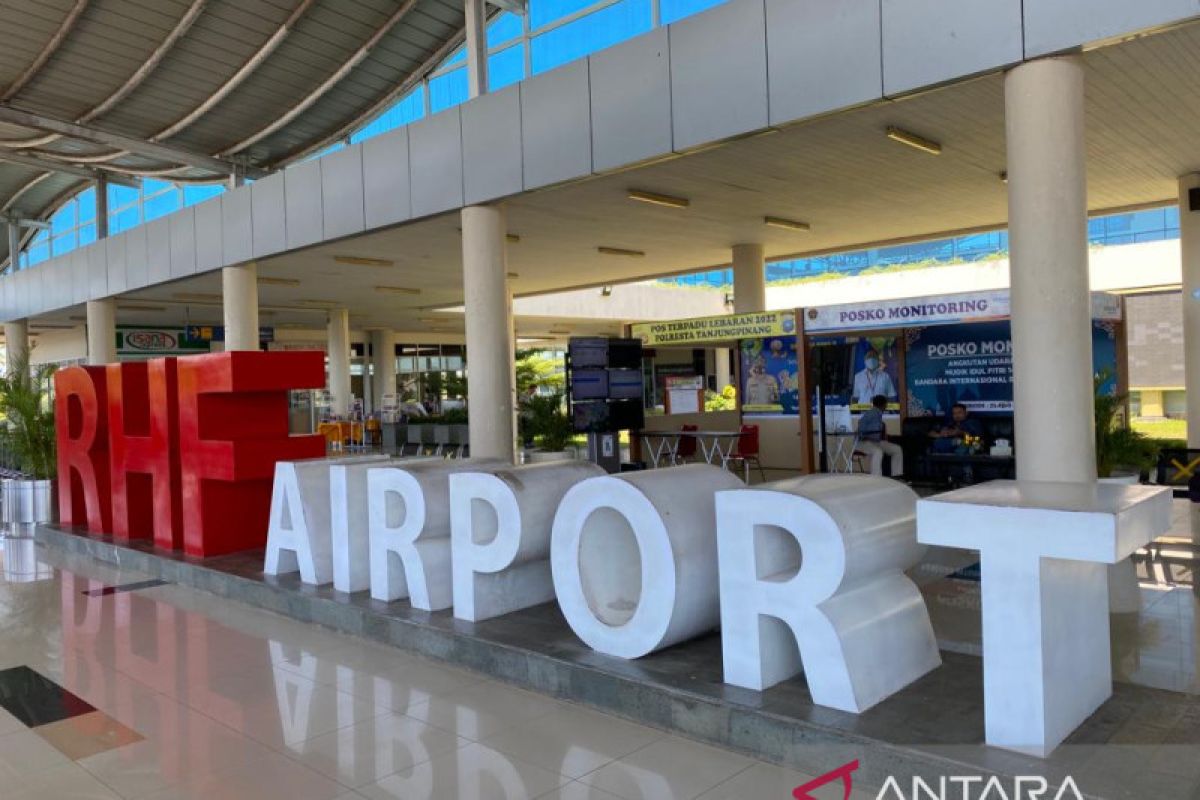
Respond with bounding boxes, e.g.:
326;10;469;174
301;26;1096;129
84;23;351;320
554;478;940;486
673;424;699;465
728;424;766;483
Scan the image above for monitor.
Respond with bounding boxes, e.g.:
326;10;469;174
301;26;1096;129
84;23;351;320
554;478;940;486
607;338;643;370
607;369;643;400
571;400;610;433
568;337;609;369
571;369;609;401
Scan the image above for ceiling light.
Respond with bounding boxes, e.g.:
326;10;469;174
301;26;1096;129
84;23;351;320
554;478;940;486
374;285;421;296
117;304;167;312
600;286;613;297
334;255;394;267
507;272;519;279
298;298;340;307
549;328;571;335
506;234;521;243
597;246;645;258
764;216;810;232
999;171;1008;184
724;293;734;306
172;292;221;302
627;189;690;209
257;276;301;287
417;316;448;323
885;126;942;155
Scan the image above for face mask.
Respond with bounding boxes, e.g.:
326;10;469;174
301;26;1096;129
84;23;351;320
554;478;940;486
865;358;879;370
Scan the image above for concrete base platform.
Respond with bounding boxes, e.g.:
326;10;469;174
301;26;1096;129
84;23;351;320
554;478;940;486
36;524;1200;798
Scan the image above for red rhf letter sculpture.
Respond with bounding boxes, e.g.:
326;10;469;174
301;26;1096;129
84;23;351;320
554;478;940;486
177;351;325;557
54;367;113;533
107;359;183;549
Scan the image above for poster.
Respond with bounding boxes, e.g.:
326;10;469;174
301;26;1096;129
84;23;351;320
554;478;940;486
905;320;1121;416
740;336;799;415
807;335;901;412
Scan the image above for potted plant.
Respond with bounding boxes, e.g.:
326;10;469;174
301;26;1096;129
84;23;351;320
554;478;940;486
1094;375;1157;482
523;393;576;463
0;352;57;533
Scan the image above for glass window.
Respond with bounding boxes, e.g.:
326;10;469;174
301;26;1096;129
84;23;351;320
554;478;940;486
144;188;181;222
530;0;651;73
489;43;525;91
183;183;224;206
530;0;598;29
108;183;139;210
660;0;726;25
51;233;75;257
429;68;468;113
110;206;140;235
350;86;425;143
77;187;96;223
50;201;76;234
488;11;523;46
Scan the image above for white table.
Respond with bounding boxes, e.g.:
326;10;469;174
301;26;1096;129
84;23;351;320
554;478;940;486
676;430;744;469
638;431;681;468
917;479;1171;756
825;430;859;473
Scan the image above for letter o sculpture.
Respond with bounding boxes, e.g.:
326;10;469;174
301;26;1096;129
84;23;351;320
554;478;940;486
551;464;743;659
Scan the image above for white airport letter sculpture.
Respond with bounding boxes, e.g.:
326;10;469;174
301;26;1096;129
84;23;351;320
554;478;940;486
368;459;503;611
450;461;605;622
264;455;389;585
551;464;742;658
716;475;940;713
917;480;1171;756
330;457;435;593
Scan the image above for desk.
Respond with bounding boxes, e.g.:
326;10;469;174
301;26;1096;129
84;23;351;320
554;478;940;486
638;431;681;468
677;430;744;468
826;431;858;473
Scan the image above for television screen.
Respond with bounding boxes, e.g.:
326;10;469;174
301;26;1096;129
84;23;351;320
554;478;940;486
572;400;610;433
608;398;645;432
569;337;609;368
607;369;643;400
607;339;643;370
571;370;609;401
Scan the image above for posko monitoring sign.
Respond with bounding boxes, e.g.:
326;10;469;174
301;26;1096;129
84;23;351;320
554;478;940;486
904;320;1120;416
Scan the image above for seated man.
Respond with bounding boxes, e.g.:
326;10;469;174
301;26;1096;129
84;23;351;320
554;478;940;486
856;394;903;477
928;402;983;454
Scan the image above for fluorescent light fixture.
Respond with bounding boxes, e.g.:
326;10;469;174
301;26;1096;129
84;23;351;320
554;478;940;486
764;215;810;232
507;271;519;279
117;304;167;312
333;255;394;267
298;298;341;307
1109;283;1181;295
373;285;421;295
627;189;690;209
549;328;571;335
597;246;645;257
257;276;301;287
506;234;521;243
885;126;942;155
600;286;613;297
172;292;221;302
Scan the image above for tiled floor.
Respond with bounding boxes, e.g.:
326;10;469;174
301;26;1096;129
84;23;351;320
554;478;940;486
0;537;876;800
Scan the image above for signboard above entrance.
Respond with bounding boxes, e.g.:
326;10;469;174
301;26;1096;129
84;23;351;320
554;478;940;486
631;311;795;346
803;290;1122;333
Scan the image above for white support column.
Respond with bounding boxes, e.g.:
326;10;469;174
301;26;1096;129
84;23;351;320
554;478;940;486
1180;174;1200;448
713;347;732;391
462;204;516;462
464;0;488;99
222;262;260;352
4;319;28;375
327;307;352;418
370;329;396;411
1006;56;1095;483
732;243;766;314
86;298;116;365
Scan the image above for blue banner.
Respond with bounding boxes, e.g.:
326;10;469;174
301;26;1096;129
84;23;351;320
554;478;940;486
905;320;1121;416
